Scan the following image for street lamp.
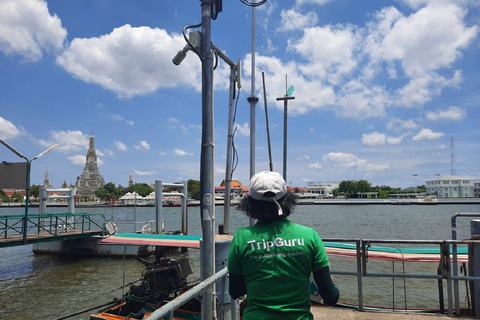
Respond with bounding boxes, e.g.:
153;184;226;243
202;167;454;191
0;139;58;243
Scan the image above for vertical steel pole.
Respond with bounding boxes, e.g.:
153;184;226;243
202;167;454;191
283;98;288;181
23;160;31;244
200;1;215;319
223;67;236;235
247;5;258;227
155;180;163;234
182;180;188;235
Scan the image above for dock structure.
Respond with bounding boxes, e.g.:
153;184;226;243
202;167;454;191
0;212;105;248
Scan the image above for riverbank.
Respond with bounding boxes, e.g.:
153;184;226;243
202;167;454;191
2;197;480;208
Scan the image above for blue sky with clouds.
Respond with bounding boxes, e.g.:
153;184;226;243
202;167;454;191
0;0;479;189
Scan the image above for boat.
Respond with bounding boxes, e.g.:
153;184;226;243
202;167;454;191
90;254;200;320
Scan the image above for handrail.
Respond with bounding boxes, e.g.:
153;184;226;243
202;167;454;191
0;212;105;242
146;267;229;320
139;238;480;318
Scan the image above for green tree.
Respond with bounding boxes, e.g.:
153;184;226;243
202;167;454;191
125;183;154;197
30;184;40;200
187;179;201;200
339;180;357;196
11;192;24;202
0;189;9;203
356;180;372;193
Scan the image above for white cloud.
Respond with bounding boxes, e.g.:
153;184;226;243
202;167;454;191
173;149;193;156
368;4;478;77
322;152;390;173
386;134;409;145
335;81;390;119
365;3;478;106
35;130;88;153
362;131;386;147
169;117;179;122
386;118;418;131
104;113;134;126
0;0;66;62
134;169;157;176
308;162;322;169
235;123;250;136
68;154;105;167
56;24;201;98
133;141;150;150
104;149;114;156
114;141;127;151
412;128;444;140
297;154;310;161
68;155;86;166
290;25;357;85
278;9;318;32
426;106;467;121
0;117;24;140
296;0;334;5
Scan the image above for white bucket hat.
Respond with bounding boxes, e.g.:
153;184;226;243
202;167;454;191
249;171;287;215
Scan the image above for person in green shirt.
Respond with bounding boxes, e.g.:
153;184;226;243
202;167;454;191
228;171;339;320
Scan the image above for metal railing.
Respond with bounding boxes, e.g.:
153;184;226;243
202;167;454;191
0;212;105;244
144;238;480;319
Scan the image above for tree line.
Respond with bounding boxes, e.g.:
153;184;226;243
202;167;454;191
0;178;425;203
335;180;425;198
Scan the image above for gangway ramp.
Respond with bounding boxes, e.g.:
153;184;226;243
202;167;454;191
0;212;105;248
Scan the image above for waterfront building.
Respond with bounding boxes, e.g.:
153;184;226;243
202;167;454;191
214;179;248;202
425;175;477;198
306;182;339;198
75;132;105;198
474;181;480;198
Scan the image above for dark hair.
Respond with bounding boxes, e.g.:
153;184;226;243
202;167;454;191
239;191;298;221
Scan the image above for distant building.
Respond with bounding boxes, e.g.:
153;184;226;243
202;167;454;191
129;172;133;186
475;181;480;198
306;182;339;198
425;175;477;198
75;132;105;197
215;180;248;201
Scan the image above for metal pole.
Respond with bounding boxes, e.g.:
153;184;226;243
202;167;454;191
23;160;31;244
223;67;236;235
283;98;288;181
155;180;163;234
182;180;188;235
247;5;258;227
262;72;273;172
200;1;215;319
276;95;295;181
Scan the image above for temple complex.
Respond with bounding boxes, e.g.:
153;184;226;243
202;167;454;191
75;132;105;198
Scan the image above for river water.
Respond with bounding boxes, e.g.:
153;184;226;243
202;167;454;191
1;203;480;319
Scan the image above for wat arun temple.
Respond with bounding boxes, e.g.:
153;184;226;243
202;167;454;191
75;132;105;198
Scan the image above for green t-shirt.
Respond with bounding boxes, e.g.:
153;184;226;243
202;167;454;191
228;218;329;320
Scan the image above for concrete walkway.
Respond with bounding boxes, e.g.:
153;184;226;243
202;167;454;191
311;306;476;319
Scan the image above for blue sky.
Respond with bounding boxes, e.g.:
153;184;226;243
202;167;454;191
0;0;479;190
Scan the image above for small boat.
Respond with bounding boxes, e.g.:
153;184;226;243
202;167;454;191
90;254;200;320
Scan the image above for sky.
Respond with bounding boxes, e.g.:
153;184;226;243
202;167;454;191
0;0;479;190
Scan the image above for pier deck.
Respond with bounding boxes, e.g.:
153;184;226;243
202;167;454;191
311;306;474;319
0;229;104;247
0;212;105;248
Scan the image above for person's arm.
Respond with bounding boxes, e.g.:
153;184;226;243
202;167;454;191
229;273;247;299
313;266;339;306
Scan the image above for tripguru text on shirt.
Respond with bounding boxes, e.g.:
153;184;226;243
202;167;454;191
246;237;305;251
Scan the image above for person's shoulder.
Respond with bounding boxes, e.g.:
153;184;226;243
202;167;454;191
289;221;315;231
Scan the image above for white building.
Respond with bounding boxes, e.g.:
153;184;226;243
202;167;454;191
306;182;339;198
425;175;478;198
